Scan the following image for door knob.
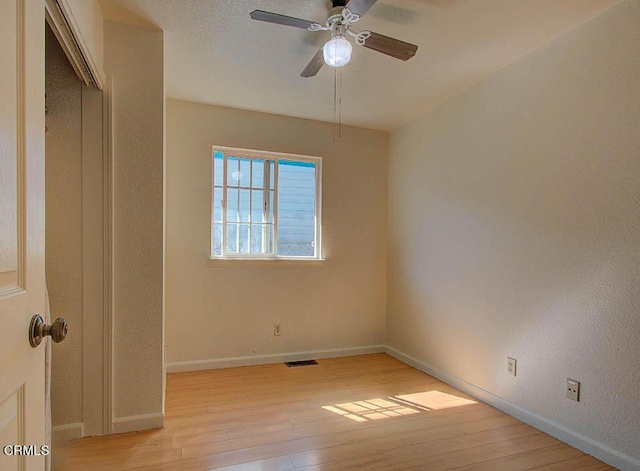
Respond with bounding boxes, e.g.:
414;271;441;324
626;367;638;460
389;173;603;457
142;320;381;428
29;314;68;348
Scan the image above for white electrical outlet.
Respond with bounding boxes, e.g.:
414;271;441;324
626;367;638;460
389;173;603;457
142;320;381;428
567;379;580;401
273;324;281;336
507;357;517;376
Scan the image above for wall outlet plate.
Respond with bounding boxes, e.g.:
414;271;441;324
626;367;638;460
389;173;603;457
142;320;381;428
507;357;517;376
273;324;282;336
567;379;580;401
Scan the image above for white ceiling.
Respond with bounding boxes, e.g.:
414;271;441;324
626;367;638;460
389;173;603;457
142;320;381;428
99;0;620;131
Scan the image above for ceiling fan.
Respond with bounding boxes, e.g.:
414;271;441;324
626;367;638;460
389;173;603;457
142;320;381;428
250;0;418;78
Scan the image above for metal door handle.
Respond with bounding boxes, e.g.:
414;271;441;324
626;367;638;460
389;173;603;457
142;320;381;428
29;314;68;348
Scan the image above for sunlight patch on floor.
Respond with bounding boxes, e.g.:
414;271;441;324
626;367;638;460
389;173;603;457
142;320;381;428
322;390;477;422
396;390;477;410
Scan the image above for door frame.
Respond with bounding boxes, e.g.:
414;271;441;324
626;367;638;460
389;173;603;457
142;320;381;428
45;0;114;437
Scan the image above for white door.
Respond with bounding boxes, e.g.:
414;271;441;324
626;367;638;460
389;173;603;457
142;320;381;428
0;0;47;469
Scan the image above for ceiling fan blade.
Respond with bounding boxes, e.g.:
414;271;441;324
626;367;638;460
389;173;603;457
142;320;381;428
345;0;379;17
301;48;325;78
362;32;418;61
250;10;318;30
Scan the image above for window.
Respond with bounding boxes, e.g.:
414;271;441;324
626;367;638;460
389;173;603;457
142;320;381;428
211;146;322;260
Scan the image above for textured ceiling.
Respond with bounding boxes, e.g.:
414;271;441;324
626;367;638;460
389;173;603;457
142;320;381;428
99;0;620;130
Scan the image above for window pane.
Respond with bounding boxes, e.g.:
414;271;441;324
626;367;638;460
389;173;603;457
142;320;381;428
213;152;224;187
239;189;250;223
213;148;319;260
251;190;264;223
227;156;240;187
251;224;263;254
227;188;239;222
239;158;251;188
251;160;265;189
239;224;250;254
212;222;222;256
226;223;238;253
277;161;316;257
213;187;223;223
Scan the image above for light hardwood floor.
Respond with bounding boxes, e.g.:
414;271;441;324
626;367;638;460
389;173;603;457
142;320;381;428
54;354;615;471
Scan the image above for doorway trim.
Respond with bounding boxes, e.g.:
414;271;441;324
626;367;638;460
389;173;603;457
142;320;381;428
46;0;113;437
102;80;114;435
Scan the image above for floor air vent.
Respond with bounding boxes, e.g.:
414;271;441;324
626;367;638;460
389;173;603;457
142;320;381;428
285;360;319;367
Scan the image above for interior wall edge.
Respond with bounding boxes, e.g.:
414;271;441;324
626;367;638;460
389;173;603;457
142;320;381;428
166;345;384;373
51;422;83;447
110;412;165;434
383;345;640;471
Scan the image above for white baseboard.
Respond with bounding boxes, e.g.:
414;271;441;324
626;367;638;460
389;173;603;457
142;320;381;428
383;346;640;471
111;412;164;434
52;423;83;446
166;345;384;373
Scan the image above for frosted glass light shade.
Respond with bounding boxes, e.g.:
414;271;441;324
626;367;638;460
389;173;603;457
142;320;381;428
323;36;352;67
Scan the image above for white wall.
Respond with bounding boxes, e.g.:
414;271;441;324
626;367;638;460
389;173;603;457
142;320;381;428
166;100;388;367
45;25;83;428
104;20;165;424
387;1;639;467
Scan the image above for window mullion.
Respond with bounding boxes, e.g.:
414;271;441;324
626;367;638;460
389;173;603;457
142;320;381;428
249;161;253;254
263;161;270;255
236;183;240;252
273;161;279;257
315;160;321;259
222;153;228;257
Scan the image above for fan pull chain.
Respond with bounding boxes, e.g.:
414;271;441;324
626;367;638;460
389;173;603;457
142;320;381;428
332;67;344;142
338;68;343;138
333;67;337;143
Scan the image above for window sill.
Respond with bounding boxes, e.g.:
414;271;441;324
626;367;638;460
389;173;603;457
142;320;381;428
207;257;325;267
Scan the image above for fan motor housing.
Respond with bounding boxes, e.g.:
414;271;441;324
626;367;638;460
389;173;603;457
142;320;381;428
327;6;345;25
331;0;348;7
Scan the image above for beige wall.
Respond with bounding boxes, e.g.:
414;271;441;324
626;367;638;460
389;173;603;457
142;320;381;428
105;20;165;422
45;25;83;428
166;100;388;366
388;1;640;464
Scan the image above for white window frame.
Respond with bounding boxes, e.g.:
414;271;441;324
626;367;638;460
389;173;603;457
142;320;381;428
211;146;323;261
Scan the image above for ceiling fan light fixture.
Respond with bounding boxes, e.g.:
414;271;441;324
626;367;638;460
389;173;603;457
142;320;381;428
323;36;352;67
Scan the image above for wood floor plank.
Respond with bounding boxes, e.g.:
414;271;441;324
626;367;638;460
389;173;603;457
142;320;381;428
53;354;616;471
447;443;584;470
528;454;615;470
211;454;296;471
290;424;540;469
